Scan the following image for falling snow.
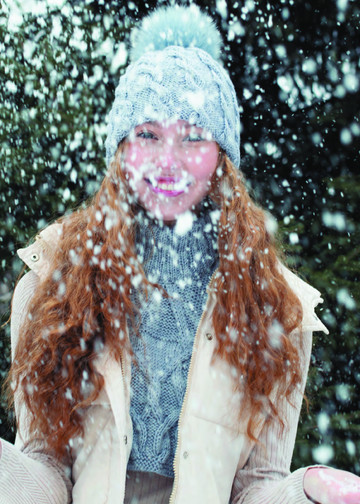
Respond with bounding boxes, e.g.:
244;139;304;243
0;0;359;476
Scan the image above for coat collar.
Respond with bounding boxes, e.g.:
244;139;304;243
17;223;63;278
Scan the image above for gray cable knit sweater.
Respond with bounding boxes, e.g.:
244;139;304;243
128;206;219;477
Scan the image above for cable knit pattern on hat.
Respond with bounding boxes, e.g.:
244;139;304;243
128;205;219;477
105;5;240;168
106;45;240;167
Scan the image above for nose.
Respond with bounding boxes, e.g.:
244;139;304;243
158;141;181;172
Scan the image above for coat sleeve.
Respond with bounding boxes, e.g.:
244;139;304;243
231;325;316;504
0;270;72;504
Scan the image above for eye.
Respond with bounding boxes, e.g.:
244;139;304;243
136;130;158;140
183;133;205;142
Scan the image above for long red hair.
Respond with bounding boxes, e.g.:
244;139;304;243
8;146;302;458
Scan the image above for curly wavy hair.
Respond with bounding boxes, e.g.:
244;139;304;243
8;145;303;458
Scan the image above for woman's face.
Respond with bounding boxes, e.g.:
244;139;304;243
122;119;219;222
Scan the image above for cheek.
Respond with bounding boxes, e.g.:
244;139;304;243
124;146;149;180
186;146;218;179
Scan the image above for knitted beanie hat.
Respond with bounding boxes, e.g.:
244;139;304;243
105;4;240;167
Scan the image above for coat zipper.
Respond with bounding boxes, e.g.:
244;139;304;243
169;269;217;503
119;346;130;504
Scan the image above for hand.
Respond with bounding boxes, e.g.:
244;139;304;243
304;467;360;504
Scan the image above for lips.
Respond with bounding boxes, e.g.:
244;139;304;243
145;176;191;196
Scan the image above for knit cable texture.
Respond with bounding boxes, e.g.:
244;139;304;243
128;206;219;477
105;45;240;167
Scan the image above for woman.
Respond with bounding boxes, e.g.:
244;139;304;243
1;5;359;504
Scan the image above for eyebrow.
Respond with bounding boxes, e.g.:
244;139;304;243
136;122;202;130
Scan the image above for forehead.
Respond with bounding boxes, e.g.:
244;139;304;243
135;118;204;131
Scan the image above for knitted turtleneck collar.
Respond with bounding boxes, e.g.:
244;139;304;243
134;199;220;286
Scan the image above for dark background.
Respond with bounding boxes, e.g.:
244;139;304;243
0;0;359;472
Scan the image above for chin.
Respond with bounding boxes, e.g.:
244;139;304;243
139;195;205;223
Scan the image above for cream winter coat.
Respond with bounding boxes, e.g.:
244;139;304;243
0;224;328;504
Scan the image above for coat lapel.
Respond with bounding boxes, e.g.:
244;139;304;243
94;349;127;441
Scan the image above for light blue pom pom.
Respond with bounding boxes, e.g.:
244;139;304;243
130;4;222;62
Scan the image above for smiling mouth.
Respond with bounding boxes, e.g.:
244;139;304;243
145;176;191;196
